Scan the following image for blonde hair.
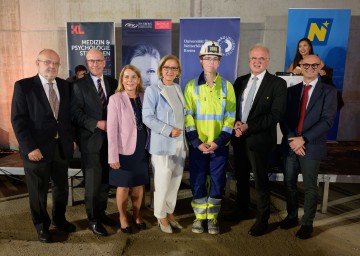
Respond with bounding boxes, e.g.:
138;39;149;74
157;55;182;78
116;64;144;94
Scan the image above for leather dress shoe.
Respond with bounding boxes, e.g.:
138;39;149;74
296;225;313;239
100;214;117;227
133;217;146;230
279;217;299;230
89;222;108;236
52;219;76;233
38;230;51;243
248;222;268;237
120;226;132;234
223;211;251;221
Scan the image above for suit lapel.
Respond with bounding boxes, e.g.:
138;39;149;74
121;91;136;125
251;71;269;109
236;75;250;118
86;74;102;107
34;75;54;116
306;81;323;114
103;76;112;102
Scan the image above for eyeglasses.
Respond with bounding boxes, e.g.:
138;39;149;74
300;63;320;70
249;57;268;62
201;57;220;62
86;59;105;65
38;60;61;67
162;66;179;71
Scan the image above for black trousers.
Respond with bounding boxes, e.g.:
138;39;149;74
24;142;69;232
82;142;109;223
233;141;271;225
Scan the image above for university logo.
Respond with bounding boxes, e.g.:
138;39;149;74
218;36;235;56
305;18;333;46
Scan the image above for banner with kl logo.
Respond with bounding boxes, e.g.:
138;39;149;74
66;22;116;78
284;9;351;140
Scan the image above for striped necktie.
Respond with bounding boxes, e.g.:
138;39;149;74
48;82;59;119
97;78;107;110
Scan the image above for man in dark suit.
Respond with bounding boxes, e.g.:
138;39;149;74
11;49;76;243
225;44;287;237
71;48;117;236
279;54;337;239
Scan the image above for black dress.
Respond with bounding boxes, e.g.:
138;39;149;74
109;96;149;187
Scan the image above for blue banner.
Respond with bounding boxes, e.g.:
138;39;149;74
66;22;116;78
122;19;172;89
179;18;240;89
285;9;351;140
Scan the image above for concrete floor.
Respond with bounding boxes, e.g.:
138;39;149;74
0;175;359;256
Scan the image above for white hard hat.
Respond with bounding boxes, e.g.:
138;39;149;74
199;41;222;57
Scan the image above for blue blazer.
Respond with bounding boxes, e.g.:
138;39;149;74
281;80;337;160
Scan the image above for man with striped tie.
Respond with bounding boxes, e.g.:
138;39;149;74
11;49;76;243
71;48;117;236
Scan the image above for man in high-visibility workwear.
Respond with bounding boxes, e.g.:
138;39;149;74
184;41;236;235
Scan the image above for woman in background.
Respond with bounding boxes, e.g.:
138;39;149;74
143;55;186;234
287;37;326;76
107;65;149;234
128;44;161;88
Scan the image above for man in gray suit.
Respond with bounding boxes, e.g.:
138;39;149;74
280;54;337;239
71;48;117;236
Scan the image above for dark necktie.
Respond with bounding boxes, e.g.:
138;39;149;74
297;84;312;134
97;78;107;110
48;82;59;119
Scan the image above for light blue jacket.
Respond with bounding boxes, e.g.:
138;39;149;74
142;79;187;155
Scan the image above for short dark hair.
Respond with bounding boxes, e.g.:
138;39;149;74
74;65;87;73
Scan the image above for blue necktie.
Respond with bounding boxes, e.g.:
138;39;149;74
241;77;258;123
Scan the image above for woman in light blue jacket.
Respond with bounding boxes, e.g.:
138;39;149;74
142;55;187;234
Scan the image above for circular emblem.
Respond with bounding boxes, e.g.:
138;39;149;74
218;36;236;56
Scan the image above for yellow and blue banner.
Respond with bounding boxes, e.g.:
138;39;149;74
179;18;240;90
285;9;351;140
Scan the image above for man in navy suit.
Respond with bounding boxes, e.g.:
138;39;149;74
11;49;76;243
226;44;287;236
71;48;117;236
280;54;337;239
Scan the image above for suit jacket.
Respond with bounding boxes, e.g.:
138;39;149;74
143;80;187;155
231;71;287;151
71;73;117;154
107;91;144;163
11;75;74;162
281;80;337;160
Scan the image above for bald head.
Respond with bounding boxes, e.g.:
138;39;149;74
86;48;105;78
36;49;60;82
300;54;322;82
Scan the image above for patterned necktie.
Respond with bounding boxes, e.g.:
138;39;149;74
97;78;107;110
241;77;258;123
48;82;59;119
297;84;312;134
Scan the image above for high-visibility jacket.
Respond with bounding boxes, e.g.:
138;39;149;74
185;73;236;147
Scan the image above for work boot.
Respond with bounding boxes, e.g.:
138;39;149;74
207;218;219;235
192;219;204;234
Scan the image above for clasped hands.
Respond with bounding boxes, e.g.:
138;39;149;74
288;136;306;156
233;121;248;137
198;142;218;154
